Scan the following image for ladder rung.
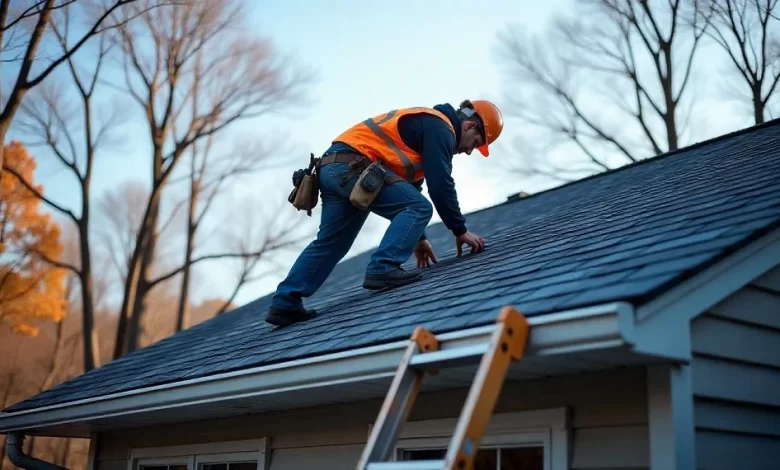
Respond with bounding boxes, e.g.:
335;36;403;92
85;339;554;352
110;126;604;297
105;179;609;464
366;460;444;470
409;343;488;372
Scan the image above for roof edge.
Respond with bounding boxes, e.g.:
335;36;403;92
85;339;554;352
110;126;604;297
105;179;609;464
638;223;780;323
623;223;780;367
0;301;637;435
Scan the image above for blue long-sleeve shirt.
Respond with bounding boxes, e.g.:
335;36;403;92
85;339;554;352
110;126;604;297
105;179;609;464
324;103;468;238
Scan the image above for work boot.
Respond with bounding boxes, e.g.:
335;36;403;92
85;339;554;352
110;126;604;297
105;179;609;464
363;267;423;290
265;305;318;327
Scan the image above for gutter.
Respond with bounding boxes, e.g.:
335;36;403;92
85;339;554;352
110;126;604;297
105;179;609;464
6;432;68;470
0;301;636;435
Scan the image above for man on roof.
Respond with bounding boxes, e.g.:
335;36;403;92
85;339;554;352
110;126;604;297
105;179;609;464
266;99;505;327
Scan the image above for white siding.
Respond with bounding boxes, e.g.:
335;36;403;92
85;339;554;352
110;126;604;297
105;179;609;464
690;265;780;470
96;367;650;470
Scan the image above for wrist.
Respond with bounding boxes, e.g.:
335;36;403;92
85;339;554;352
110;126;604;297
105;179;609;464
452;226;467;237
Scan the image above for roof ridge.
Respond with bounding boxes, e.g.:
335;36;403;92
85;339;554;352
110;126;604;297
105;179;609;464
473;116;780;215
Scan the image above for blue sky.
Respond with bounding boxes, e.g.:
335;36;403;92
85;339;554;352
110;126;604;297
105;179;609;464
5;0;757;309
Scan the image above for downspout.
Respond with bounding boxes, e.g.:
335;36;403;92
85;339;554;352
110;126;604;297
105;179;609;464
6;432;69;470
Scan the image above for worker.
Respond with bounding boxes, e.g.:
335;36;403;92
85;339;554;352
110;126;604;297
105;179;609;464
265;99;504;327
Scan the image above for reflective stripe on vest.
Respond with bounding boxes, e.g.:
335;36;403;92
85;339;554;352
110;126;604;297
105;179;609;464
361;110;421;181
332;107;455;183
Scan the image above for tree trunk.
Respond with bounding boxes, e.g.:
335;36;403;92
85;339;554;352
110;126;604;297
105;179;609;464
126;184;162;353
0;122;8;180
754;87;765;125
113;146;166;357
665;104;678;152
80;233;100;373
176;179;198;332
80;101;100;371
0;0;54;172
113;192;158;358
662;41;678;152
127;247;153;352
113;232;144;358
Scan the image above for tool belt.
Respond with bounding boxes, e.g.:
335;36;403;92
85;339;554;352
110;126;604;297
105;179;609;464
320;152;406;210
318;152;406;183
287;151;407;215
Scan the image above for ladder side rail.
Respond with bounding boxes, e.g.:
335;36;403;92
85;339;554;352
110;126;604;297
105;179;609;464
356;327;440;468
442;307;530;470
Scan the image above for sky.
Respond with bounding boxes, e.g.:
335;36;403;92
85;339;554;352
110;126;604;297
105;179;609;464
4;0;760;311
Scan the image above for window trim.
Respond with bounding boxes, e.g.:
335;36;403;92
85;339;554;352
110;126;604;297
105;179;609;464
127;438;270;470
392;407;570;470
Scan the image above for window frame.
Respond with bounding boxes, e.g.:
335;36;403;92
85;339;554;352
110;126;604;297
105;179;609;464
391;407;570;470
127;438;270;470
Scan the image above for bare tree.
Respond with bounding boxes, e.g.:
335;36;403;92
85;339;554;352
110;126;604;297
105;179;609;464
221;195;312;316
105;0;312;356
0;0;167;174
168;186;311;330
6;6;123;371
700;0;780;123
166;120;295;331
495;0;711;183
95;180;185;290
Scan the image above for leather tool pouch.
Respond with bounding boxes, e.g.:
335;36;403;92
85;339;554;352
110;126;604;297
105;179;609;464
288;153;320;216
349;162;386;210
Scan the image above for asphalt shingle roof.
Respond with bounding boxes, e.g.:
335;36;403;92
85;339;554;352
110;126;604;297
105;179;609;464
6;119;780;413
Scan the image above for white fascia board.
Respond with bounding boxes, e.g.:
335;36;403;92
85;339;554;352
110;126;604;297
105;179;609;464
633;225;780;362
0;301;636;434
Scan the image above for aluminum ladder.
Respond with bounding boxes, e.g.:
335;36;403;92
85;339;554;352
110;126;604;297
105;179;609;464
356;306;530;470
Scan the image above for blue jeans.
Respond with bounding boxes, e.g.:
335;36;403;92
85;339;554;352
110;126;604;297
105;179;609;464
270;162;433;310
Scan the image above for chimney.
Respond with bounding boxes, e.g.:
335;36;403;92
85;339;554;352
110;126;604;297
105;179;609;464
506;191;531;202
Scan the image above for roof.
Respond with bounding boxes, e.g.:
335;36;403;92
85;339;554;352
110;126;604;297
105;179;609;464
5;118;780;415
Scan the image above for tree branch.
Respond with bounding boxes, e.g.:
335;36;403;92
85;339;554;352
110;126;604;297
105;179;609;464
2;166;78;222
25;0;168;89
148;250;272;288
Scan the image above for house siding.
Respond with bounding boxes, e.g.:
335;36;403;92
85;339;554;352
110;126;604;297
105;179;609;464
690;264;780;470
96;367;650;470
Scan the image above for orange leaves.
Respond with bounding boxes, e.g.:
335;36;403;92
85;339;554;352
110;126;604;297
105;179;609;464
1;141;67;336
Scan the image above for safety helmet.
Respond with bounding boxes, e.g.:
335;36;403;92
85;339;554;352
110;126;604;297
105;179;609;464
470;100;504;157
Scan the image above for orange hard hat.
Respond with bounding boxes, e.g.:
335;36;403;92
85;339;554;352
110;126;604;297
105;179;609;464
471;100;503;157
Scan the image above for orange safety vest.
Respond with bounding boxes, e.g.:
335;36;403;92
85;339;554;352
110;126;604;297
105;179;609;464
332;107;456;183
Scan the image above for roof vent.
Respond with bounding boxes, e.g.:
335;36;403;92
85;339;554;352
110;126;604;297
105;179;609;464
506;191;531;202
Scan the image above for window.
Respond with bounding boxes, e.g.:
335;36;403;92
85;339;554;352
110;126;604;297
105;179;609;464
138;464;188;470
399;443;544;470
127;439;268;470
388;408;570;470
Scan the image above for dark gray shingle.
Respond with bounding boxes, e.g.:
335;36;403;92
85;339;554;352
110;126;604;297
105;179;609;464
5;119;780;413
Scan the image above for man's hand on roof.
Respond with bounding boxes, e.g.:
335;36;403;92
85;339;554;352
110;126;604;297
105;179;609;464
455;231;486;257
415;239;438;268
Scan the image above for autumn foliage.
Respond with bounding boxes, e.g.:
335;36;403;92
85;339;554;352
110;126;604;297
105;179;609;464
0;141;67;336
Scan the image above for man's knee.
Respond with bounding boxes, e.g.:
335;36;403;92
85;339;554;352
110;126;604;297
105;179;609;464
412;196;433;222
